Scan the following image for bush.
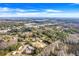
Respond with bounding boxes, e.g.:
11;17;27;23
0;43;21;56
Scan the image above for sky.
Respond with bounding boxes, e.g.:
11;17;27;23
0;3;79;17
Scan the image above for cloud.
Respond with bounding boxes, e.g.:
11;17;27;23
73;3;79;4
0;7;43;13
0;7;26;12
0;12;79;18
0;7;63;13
0;7;9;12
0;7;79;18
69;3;79;5
45;9;63;13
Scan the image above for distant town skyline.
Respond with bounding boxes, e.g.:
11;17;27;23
0;3;79;17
